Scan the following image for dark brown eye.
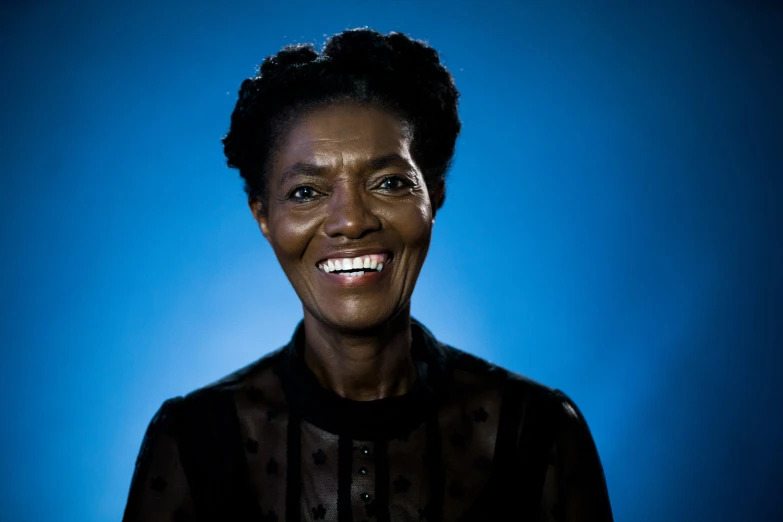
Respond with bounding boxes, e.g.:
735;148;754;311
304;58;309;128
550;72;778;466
379;176;409;191
290;186;318;202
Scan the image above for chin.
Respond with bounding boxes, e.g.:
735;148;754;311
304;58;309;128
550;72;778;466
309;301;405;334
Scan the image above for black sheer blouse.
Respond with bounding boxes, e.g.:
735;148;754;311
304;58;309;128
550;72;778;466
122;320;613;522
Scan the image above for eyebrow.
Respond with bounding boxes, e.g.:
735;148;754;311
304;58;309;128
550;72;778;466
279;154;414;185
280;162;330;185
367;153;414;171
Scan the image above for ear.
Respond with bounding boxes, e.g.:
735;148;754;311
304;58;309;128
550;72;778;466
248;198;272;241
430;182;445;222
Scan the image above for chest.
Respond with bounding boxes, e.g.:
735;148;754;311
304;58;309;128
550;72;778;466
236;391;504;522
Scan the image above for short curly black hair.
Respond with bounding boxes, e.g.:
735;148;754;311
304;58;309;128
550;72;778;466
222;28;461;211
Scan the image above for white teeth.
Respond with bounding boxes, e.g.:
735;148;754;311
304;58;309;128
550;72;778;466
318;254;390;274
337;270;364;277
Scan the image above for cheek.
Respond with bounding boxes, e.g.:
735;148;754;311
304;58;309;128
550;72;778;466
268;211;317;266
387;198;434;251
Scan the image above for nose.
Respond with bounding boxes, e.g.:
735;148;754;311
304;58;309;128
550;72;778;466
323;182;381;239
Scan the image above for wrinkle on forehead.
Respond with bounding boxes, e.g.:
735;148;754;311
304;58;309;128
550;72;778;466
274;105;415;174
308;137;364;143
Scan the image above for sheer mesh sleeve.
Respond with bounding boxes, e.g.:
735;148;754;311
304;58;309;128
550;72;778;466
122;398;195;522
538;391;613;522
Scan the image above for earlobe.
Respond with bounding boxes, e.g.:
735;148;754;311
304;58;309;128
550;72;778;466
259;219;271;241
249;199;271;241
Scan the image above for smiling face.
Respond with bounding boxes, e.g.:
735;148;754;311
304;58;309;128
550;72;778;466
251;103;441;333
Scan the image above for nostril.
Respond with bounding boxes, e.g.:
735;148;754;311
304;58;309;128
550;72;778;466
324;209;382;239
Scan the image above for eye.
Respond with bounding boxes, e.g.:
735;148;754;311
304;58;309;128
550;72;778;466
377;176;411;192
289;186;320;202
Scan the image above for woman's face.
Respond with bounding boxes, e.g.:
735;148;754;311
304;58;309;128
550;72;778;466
252;103;440;332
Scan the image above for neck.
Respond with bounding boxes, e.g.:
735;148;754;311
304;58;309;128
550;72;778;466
301;308;418;401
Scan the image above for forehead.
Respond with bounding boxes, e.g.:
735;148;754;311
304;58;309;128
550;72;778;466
273;103;413;171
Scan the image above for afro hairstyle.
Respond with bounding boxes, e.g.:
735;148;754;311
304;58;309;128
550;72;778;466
222;28;461;211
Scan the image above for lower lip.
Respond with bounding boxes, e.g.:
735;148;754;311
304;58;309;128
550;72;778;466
317;259;393;287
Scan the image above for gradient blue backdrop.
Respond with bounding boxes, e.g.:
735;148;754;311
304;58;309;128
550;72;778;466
1;2;781;521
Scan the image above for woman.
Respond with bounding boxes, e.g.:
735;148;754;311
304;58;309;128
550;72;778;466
122;29;613;522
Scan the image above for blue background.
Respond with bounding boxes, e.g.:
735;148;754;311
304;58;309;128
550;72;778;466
1;1;781;520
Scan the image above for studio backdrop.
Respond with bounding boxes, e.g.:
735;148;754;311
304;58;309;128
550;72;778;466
0;2;780;521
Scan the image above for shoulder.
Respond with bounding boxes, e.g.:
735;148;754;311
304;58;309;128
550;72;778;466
440;341;555;400
438;341;589;431
188;346;286;397
414;319;582;423
166;346;285;412
152;346;288;430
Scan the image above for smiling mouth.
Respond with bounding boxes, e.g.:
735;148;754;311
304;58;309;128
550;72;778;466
317;252;391;278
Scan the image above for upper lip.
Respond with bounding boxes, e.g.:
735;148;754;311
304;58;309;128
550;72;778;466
315;247;392;265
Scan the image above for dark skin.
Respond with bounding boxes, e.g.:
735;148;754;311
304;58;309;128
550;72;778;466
250;103;444;401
